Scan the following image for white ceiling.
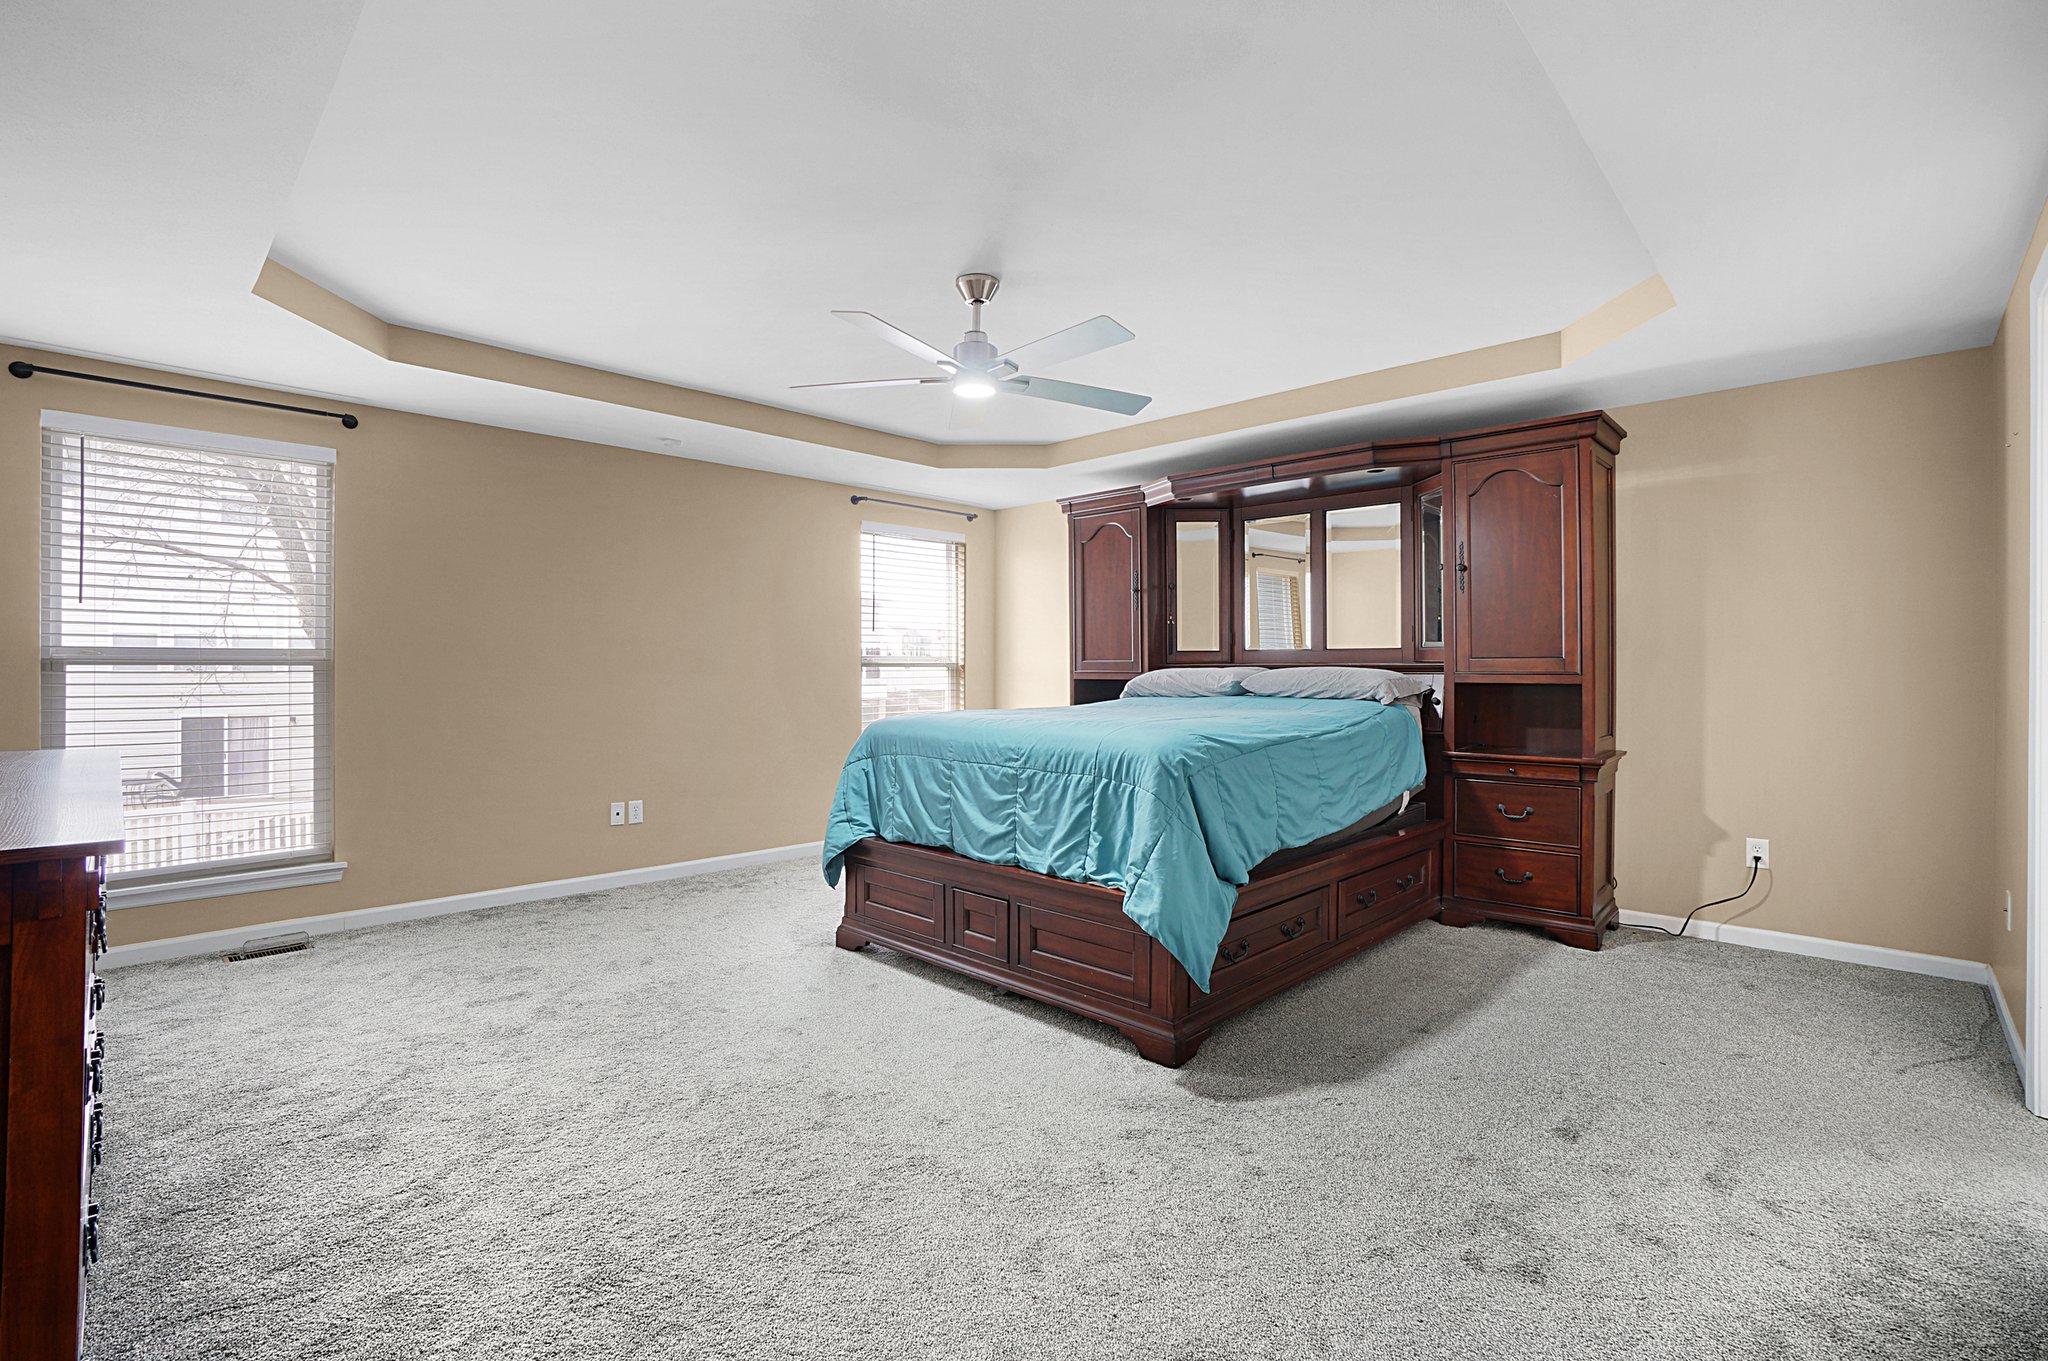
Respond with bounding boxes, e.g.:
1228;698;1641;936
4;0;2047;508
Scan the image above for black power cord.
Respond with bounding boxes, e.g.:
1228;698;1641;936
1624;857;1763;939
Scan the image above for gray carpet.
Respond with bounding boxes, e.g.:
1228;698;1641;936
86;858;2046;1360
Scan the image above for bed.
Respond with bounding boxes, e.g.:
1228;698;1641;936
825;693;1446;1065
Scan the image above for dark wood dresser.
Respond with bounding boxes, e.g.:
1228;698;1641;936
0;750;122;1360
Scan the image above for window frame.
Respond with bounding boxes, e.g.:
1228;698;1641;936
37;410;343;905
858;521;966;729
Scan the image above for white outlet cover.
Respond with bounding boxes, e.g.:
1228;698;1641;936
1745;837;1771;870
628;800;644;825
609;802;626;826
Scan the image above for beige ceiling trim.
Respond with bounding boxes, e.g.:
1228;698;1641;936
1016;273;1678;469
253;259;963;466
253;259;1672;472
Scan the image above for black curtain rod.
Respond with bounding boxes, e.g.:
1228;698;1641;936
8;361;360;429
850;494;976;522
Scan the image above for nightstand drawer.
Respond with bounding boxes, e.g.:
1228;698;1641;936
1454;842;1581;916
1455;778;1579;849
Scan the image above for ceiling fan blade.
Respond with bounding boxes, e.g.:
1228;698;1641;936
789;376;952;391
998;315;1135;373
832;311;955;368
1003;375;1152;416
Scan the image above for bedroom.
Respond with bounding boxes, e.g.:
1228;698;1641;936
1;1;2044;1357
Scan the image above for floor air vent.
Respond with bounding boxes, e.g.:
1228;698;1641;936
223;931;312;962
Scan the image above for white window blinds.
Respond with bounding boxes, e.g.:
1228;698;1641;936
1254;570;1303;649
40;420;336;882
860;526;965;728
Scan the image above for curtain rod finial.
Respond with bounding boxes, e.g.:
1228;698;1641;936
8;361;33;379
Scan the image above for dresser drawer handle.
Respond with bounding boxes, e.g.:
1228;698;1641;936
1278;915;1308;940
1394;873;1420;892
1497;804;1536;821
90;974;106;1016
1495;868;1535;884
1218;939;1252;965
1353;888;1378;908
82;1201;100;1270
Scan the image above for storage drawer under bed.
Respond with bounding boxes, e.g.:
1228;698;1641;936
1203;887;1330;1000
1336;848;1435;937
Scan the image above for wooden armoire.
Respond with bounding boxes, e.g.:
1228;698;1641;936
1059;410;1623;948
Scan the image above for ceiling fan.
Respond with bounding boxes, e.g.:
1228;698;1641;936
793;273;1151;418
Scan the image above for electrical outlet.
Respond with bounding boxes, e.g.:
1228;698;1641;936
1745;837;1770;869
628;799;644;825
609;802;626;826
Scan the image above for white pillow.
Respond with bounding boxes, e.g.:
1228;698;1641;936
1121;667;1267;698
1240;666;1434;704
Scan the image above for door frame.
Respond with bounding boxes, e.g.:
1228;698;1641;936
2026;246;2048;1116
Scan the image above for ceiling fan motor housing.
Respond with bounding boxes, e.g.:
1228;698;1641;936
953;332;999;368
955;272;1000;306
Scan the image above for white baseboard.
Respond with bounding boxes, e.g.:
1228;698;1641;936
1616;908;1992;984
1619;908;2036;1097
1988;965;2031;1109
1613;908;2031;1096
102;840;825;968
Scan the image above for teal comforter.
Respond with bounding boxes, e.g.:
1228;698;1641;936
822;697;1427;991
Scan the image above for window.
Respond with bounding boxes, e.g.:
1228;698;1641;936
40;414;335;885
1254;570;1304;649
860;525;964;728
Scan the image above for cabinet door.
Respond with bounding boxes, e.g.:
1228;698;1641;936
1451;446;1580;676
1070;508;1145;674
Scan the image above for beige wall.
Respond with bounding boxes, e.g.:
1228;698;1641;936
1611;350;1999;963
0;347;995;947
1992;198;2048;1042
992;499;1069;709
992;348;2006;967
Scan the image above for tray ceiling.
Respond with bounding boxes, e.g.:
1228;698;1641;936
3;0;2046;508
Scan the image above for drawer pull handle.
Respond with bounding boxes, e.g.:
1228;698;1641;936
82;1202;100;1270
1395;873;1419;892
1495;868;1535;884
1497;804;1536;821
1218;939;1252;965
1353;888;1378;908
1506;766;1518;776
1278;915;1308;940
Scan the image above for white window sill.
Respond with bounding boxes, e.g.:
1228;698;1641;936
108;861;348;910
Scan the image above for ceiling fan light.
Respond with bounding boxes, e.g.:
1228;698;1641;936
954;377;995;400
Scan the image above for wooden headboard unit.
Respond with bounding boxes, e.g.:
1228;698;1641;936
1057;410;1625;949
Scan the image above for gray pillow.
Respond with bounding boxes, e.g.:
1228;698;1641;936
1240;666;1435;703
1121;667;1267;698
